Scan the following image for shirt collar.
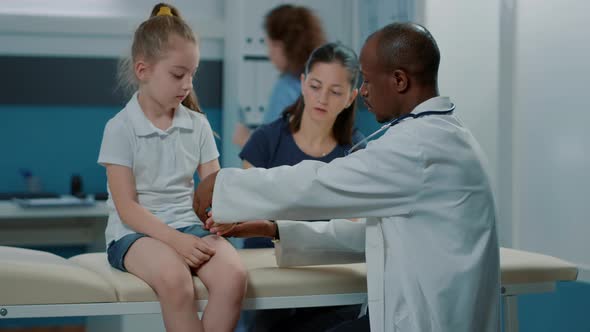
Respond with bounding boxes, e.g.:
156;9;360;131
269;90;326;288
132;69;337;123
411;96;453;114
127;92;193;137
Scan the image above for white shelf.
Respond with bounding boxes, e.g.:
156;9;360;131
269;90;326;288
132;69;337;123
0;13;225;59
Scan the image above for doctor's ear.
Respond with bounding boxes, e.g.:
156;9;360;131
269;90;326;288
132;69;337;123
390;69;409;93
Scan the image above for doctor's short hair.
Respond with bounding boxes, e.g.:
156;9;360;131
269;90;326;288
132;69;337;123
374;22;440;87
117;2;202;114
264;4;326;76
283;42;360;146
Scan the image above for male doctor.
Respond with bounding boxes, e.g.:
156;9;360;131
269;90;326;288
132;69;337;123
195;23;500;332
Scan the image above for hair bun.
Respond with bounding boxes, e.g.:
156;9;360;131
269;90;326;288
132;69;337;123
156;6;173;17
150;3;181;19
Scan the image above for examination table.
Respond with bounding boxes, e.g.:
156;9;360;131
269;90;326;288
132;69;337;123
0;246;578;332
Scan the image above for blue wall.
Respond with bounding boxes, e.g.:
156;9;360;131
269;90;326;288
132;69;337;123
0;106;222;195
517;281;590;331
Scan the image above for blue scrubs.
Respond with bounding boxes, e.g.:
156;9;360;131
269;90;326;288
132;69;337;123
263;73;301;124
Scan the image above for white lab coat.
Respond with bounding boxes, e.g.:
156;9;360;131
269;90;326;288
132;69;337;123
212;97;500;332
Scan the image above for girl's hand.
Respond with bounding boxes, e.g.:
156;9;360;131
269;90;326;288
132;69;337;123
171;232;216;269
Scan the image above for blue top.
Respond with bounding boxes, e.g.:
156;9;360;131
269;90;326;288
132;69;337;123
240;116;366;168
263;73;301;124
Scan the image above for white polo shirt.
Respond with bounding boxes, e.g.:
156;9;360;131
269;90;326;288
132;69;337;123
98;93;219;245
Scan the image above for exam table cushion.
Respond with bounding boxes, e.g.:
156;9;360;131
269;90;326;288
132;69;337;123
70;248;367;302
0;246;117;305
500;247;578;284
0;246;578;306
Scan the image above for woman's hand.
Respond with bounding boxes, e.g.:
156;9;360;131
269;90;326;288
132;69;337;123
170;232;216;269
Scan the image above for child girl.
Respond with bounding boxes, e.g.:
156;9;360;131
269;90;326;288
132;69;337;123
98;3;246;332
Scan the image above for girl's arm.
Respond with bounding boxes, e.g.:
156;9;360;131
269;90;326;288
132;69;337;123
206;158;265;236
106;164;179;244
107;164;215;267
196;159;224;233
242;160;254;169
197;158;221;180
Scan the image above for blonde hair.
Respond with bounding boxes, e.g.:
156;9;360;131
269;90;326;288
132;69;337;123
118;3;202;113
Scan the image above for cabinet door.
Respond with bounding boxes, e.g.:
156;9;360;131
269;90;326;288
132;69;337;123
255;60;280;120
238;59;279;127
240;0;284;56
237;59;258;126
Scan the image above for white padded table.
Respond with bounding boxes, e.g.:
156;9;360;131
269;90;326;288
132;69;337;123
0;246;578;332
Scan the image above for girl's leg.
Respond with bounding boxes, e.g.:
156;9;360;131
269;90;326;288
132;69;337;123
197;235;248;332
124;237;203;332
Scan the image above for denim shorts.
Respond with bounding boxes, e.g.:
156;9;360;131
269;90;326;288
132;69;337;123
107;224;211;272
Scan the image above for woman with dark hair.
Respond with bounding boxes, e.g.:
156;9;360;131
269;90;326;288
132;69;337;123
233;4;326;147
240;42;365;173
235;42;365;245
236;42;365;246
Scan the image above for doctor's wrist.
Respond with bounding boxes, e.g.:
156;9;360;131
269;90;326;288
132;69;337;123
267;220;280;240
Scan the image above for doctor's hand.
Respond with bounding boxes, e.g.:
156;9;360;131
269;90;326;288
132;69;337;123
194;170;219;222
203;213;238;236
207;218;277;238
207;222;238;236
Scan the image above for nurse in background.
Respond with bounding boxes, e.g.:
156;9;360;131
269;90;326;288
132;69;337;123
232;4;326;147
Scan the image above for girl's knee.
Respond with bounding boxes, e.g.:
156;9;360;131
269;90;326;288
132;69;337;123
202;234;225;247
215;261;248;299
153;268;195;302
229;261;249;292
202;235;248;296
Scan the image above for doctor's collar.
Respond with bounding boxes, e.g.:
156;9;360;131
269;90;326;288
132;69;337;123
411;96;452;115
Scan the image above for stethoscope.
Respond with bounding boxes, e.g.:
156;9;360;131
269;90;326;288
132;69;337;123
348;104;456;154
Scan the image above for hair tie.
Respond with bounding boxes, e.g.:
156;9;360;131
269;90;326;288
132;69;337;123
156;6;173;17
